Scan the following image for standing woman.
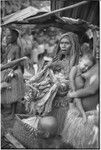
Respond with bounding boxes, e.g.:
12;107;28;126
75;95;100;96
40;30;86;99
49;32;81;135
1;28;25;118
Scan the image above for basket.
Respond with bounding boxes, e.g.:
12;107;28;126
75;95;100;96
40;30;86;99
12;114;39;148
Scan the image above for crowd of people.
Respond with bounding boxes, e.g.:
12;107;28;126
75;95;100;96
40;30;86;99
1;25;99;149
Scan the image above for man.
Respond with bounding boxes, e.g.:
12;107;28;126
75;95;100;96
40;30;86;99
62;55;99;148
68;57;99;112
1;28;26;118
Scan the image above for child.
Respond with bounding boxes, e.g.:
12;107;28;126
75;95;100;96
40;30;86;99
69;54;96;122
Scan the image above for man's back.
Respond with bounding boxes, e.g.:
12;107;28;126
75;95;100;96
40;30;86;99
74;66;85;90
81;64;99;111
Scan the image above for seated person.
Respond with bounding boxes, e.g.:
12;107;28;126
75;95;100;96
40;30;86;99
36;116;74;148
69;54;96;122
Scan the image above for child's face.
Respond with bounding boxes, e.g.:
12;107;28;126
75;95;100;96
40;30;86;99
79;57;93;73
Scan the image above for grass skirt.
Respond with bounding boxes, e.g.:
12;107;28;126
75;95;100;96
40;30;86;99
48;95;69;135
1;69;25;104
62;106;99;148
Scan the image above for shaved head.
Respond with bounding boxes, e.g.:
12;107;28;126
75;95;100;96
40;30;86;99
38;116;57;137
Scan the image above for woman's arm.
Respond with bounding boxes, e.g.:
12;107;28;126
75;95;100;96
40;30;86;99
7;46;20;61
69;66;77;91
68;74;99;98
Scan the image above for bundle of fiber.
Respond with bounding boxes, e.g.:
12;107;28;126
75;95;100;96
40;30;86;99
1;68;25;104
62;107;99;149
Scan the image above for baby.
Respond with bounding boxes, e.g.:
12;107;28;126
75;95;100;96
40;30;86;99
69;54;96;122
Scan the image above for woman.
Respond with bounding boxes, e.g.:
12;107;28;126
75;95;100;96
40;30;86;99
48;32;81;135
2;28;21;64
1;28;25;118
53;32;80;78
62;59;99;148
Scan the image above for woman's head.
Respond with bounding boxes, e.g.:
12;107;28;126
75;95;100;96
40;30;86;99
57;32;80;57
59;36;71;55
6;28;19;44
81;43;91;56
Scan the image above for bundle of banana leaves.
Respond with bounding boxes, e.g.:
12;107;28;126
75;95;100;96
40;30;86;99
24;63;68;116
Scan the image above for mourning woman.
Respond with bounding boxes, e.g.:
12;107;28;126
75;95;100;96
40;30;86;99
1;28;25;118
48;32;81;135
53;32;80;78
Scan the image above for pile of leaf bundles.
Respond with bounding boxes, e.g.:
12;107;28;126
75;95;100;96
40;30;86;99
24;62;68;116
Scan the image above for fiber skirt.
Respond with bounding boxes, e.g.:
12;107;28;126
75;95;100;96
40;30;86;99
62;106;99;148
1;69;25;104
48;95;69;135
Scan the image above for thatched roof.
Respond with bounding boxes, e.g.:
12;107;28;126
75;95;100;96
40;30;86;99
1;1;99;35
2;6;49;25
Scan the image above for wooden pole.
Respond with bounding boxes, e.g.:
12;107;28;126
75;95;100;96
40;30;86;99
1;57;28;71
26;1;88;21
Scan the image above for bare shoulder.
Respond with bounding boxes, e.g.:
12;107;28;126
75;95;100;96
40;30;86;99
90;64;99;84
90;74;98;85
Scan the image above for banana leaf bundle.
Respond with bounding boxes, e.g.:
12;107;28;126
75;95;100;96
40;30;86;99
24;63;68;116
